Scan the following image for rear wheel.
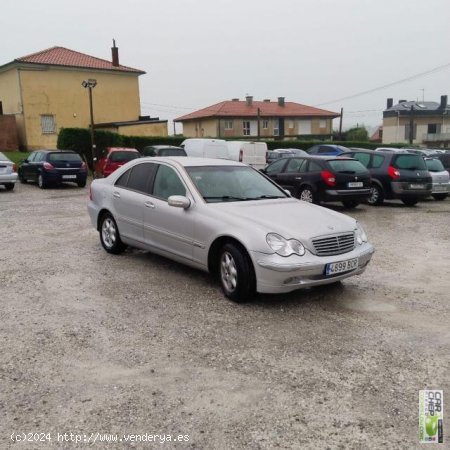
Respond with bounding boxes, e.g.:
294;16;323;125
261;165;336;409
367;184;384;206
342;200;359;209
432;193;448;201
4;183;15;191
38;173;47;189
219;243;255;303
19;173;27;183
299;186;317;204
402;198;418;206
99;213;126;254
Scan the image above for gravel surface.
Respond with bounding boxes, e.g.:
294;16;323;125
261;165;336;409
1;181;449;449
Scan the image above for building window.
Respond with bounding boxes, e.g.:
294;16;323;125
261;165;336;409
273;119;279;136
243;121;250;136
225;120;233;130
262;120;269;129
287;120;294;129
427;123;440;134
319;119;326;129
41;115;56;134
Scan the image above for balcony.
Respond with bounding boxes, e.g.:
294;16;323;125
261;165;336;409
423;133;450;142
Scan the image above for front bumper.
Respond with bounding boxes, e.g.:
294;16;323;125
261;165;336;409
251;243;374;294
390;181;432;198
324;188;371;202
0;173;18;184
431;182;450;194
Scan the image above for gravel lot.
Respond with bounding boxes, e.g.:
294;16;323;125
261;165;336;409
1;181;449;449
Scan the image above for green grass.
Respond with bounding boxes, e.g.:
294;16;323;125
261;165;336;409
2;151;30;165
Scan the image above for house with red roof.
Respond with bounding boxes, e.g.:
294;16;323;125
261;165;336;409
0;43;167;150
175;96;339;139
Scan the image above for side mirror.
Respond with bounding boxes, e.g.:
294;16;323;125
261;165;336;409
284;189;291;196
168;195;191;209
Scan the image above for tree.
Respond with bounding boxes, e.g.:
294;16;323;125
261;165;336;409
346;127;369;142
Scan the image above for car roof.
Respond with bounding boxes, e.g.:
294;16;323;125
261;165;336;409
140;156;247;168
270;155;357;162
107;147;139;151
33;149;78;153
144;145;183;149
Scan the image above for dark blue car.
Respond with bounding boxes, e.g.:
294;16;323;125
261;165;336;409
307;144;351;156
18;150;88;188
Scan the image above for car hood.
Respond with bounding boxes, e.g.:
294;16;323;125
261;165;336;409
210;198;356;240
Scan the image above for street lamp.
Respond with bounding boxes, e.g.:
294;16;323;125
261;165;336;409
82;78;97;173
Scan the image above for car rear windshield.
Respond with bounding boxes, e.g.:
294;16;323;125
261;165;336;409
425;159;445;172
328;159;367;174
110;151;140;163
159;148;187;156
48;152;82;162
186;166;287;203
392;154;427;170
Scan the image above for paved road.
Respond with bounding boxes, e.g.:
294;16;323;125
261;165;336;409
1;182;449;449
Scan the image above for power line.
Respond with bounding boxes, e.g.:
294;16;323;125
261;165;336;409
315;61;450;106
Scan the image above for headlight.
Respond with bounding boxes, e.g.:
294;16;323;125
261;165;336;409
266;233;305;256
355;222;368;245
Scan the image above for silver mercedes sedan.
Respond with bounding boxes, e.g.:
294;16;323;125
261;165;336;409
87;157;374;302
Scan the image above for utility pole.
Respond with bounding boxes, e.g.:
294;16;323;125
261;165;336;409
82;79;98;173
257;107;261;139
409;105;414;145
338;107;344;140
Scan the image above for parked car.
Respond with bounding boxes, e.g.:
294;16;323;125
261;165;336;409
226;141;267;170
431;152;450;176
88;157;374;302
95;147;141;178
181;138;229;159
262;155;371;208
266;149;295;164
141;145;187;157
0;152;18;191
347;149;432;206
18;150;87;188
423;157;450;200
306;144;351;156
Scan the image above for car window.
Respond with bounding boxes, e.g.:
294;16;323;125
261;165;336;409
393;154;427;170
35;152;45;162
352;152;371;167
318;146;332;154
115;169;131;188
142;147;156;157
109;151;140;163
152;165;186;200
425;159;445;172
328;160;367;174
308;145;319;154
27;152;37;162
124;163;156;194
285;158;305;173
371;154;384;168
265;158;286;175
308;161;322;172
159;148;187;156
49;153;82;162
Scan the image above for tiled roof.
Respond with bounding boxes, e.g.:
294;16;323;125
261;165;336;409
13;46;145;74
175;100;339;121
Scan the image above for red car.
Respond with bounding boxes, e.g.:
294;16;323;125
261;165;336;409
95;147;140;177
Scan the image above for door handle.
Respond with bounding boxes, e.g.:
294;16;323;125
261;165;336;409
144;201;155;209
113;191;121;198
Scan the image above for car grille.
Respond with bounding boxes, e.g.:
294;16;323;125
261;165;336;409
312;233;355;256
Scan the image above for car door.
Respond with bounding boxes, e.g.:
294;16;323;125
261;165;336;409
112;162;157;243
31;151;45;181
264;158;288;183
144;163;194;262
276;158;306;194
21;151;37;179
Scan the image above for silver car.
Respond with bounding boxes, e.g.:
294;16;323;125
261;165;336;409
0;152;18;191
424;157;450;200
87;157;374;302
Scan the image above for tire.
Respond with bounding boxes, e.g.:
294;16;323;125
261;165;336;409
19;173;27;183
219;243;255;303
4;183;15;191
402;198;418;206
38;173;47;189
99;213;127;254
367;184;384;206
342;200;359;209
299;186;317;204
77;181;87;188
432;193;448;201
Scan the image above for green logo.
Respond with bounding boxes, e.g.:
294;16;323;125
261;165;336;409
425;415;438;437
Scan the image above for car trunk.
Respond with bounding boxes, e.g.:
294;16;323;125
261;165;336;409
327;160;371;190
392;154;431;186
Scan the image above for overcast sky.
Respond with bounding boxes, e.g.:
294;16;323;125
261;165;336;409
3;0;450;134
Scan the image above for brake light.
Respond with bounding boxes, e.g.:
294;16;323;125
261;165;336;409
388;165;400;179
239;149;243;162
43;162;54;170
80;162;87;171
321;170;336;186
12;163;17;172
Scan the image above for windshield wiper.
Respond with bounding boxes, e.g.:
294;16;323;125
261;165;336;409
245;195;286;200
203;196;248;201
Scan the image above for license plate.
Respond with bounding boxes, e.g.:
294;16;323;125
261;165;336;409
434;185;447;191
62;175;77;179
410;183;425;189
325;258;358;276
348;182;363;188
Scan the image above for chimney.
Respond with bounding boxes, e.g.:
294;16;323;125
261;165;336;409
278;97;285;107
231;98;239;102
263;99;271;102
111;39;119;67
386;98;393;109
440;95;448;109
246;95;253;106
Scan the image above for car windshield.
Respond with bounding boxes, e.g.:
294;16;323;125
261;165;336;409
49;153;82;161
328;159;367;174
393;154;427;170
110;151;140;163
159;148;187;156
186;166;288;203
425;159;445;172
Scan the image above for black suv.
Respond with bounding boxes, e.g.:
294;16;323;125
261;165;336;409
347;149;432;206
262;155;371;208
18;150;87;188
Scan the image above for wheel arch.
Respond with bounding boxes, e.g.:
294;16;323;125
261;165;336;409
97;208;112;231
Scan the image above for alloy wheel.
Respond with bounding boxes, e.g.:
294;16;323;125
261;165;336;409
300;189;313;203
220;251;238;293
101;217;117;249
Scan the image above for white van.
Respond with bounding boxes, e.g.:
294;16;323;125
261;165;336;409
226;141;268;170
181;139;229;159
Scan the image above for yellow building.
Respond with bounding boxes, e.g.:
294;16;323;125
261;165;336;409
0;44;167;150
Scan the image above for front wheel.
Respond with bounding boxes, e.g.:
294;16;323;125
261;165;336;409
342;200;359;209
401;198;418;206
219;243;255;303
4;183;15;191
432;193;448;201
367;184;384;206
99;213;127;254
